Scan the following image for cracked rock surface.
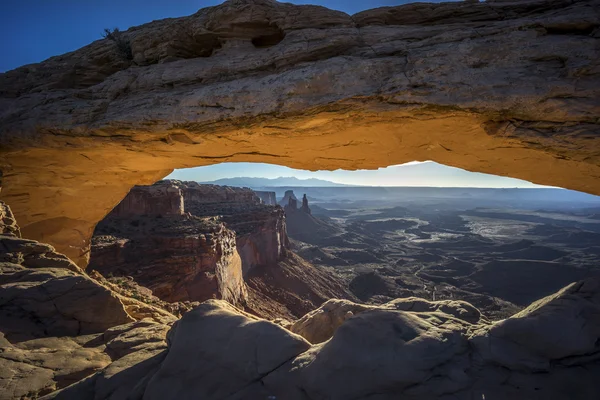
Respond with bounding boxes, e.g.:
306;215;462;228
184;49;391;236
1;0;599;267
47;276;600;400
0;201;175;400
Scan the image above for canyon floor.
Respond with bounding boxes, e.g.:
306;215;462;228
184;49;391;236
2;183;600;399
278;187;600;320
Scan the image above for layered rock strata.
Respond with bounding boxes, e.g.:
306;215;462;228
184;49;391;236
2;0;599;265
90;203;247;304
89;181;351;319
0;201;176;400
110;183;184;218
179;181;288;275
2;200;600;399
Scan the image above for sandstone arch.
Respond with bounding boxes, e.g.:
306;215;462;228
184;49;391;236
1;0;599;266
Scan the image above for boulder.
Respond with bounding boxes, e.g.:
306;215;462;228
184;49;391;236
30;278;600;400
143;300;311;400
290;298;376;343
472;277;600;371
0;265;134;341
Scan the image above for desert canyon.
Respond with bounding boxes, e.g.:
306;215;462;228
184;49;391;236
1;0;600;399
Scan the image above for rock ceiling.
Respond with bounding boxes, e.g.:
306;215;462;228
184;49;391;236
0;0;599;266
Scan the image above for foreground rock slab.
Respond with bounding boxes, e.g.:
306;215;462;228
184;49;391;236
44;276;600;400
0;201;175;400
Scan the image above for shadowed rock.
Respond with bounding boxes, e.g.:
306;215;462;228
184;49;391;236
2;0;599;266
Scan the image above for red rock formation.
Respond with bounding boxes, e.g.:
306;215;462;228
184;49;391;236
89;181;247;305
90;181;352;320
179;181;289;275
181;182;260;207
91;217;246;304
235;207;289;275
110;181;184;218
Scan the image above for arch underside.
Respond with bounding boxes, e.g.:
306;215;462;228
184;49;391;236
0;0;599;266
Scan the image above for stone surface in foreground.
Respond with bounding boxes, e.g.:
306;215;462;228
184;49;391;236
48;277;600;400
2;200;600;399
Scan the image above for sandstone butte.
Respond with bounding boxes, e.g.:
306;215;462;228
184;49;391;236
87;180;351;320
1;198;600;399
0;0;599;267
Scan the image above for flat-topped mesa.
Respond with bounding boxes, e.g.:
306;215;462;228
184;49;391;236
255;191;277;205
90;181;290;304
90;183;247;304
176;181;289;275
300;194;311;215
280;190;298;208
109;181;185;218
178;182;262;211
90;215;246;304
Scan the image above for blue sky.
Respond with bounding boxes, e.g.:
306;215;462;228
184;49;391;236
4;0;540;189
166;162;552;188
0;0;446;72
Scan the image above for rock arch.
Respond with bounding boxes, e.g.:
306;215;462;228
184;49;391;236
1;0;599;266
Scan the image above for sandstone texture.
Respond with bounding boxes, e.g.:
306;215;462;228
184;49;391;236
90;182;247;305
2;199;600;399
0;201;175;400
44;276;600;400
1;0;599;265
180;181;289;275
89;181;351;320
110;184;184;218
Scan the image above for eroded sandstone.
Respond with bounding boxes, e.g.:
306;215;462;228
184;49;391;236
2;199;600;399
2;0;598;266
89;182;247;305
0;201;175;400
45;275;600;400
89;181;352;319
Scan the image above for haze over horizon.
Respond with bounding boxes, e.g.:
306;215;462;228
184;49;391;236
166;161;557;189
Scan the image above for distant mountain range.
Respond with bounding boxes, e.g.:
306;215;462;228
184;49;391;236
200;176;351;188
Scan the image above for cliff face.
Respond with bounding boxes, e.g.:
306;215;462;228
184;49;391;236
110;183;184;217
3;198;600;400
89;181;290;304
179;181;289;275
89;181;247;305
255;191;277;205
2;0;599;267
235;206;289;275
181;182;261;207
279;190;298;207
89;181;351;319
